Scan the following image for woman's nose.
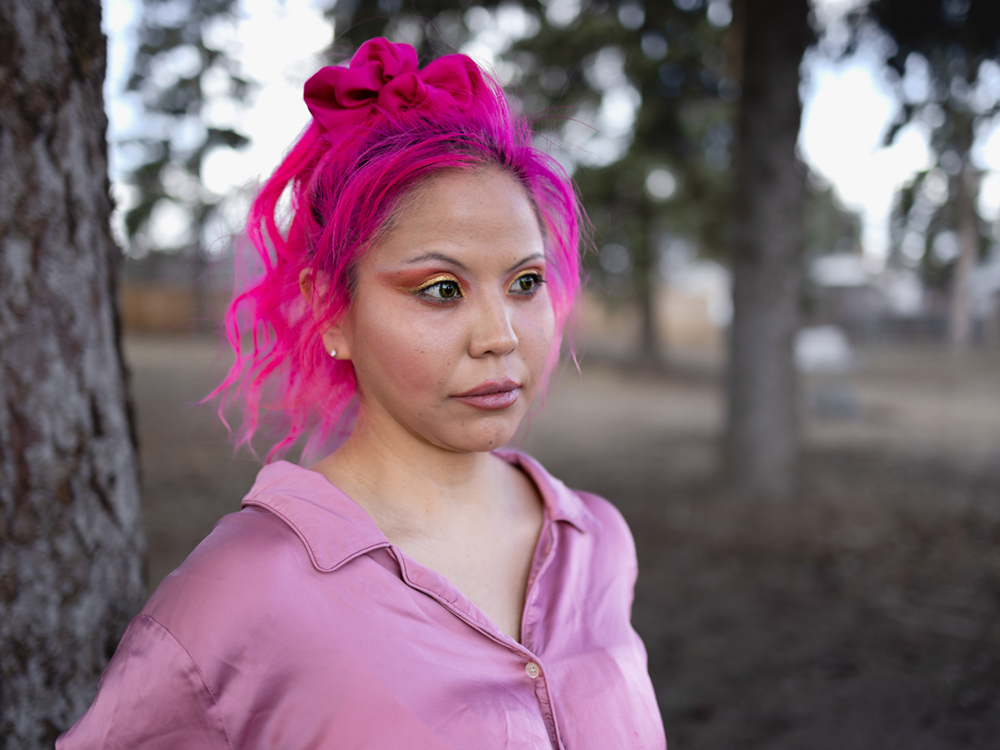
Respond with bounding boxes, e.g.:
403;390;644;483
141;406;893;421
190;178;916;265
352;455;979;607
468;293;518;358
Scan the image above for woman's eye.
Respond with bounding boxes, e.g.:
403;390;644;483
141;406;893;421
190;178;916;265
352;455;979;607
510;273;544;295
420;279;462;300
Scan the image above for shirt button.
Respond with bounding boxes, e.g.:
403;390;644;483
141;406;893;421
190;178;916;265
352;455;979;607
525;662;540;679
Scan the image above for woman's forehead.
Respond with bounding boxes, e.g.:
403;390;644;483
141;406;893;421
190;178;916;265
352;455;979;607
402;167;531;219
366;169;546;268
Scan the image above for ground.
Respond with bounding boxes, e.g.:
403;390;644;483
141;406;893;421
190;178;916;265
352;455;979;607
125;335;1000;749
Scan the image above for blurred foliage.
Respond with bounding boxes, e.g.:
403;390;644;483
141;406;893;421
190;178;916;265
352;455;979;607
890;167;975;289
851;0;1000;272
124;0;253;255
804;180;862;259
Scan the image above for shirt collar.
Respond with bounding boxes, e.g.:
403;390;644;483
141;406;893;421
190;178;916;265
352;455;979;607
242;461;389;573
493;449;603;534
241;451;602;574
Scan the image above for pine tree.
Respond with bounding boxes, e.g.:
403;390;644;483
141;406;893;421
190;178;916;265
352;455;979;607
0;1;144;745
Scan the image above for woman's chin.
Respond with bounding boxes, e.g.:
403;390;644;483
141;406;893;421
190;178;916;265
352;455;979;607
432;423;522;455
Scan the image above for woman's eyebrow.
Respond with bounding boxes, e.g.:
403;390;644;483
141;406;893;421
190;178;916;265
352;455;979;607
506;253;544;273
405;252;468;270
403;252;544;273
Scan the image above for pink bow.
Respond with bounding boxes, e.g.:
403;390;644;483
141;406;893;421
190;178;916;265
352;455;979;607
304;38;490;133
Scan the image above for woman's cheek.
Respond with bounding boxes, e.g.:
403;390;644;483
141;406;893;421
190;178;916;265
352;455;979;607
519;302;556;370
370;314;461;394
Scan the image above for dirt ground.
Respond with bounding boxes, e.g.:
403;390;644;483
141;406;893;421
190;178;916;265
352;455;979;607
125;335;1000;749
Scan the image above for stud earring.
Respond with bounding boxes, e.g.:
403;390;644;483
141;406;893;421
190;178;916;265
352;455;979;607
329;349;337;358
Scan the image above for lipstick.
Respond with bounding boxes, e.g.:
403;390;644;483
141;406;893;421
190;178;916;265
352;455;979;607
452;379;521;411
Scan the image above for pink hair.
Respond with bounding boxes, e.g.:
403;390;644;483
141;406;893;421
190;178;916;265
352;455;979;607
212;52;583;462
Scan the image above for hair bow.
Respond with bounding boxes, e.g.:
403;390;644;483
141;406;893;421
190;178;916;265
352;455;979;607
304;38;490;133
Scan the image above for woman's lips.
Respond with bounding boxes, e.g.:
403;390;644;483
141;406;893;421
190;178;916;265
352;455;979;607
452;379;521;410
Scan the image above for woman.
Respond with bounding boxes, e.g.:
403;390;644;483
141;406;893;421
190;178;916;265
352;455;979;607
58;39;665;749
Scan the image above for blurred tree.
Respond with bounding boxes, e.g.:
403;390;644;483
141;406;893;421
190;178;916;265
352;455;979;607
0;0;144;746
889;168;970;295
518;2;736;365
724;0;811;500
802;181;864;321
804;182;863;259
853;0;1000;348
123;0;252;327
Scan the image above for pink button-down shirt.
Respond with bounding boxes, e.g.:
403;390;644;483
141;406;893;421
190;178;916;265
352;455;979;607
58;451;666;749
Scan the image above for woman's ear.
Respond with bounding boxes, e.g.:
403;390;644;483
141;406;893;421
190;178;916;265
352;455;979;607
298;268;321;311
321;324;351;361
300;269;352;361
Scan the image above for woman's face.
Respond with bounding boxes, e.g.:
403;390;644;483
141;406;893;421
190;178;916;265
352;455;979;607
330;167;555;454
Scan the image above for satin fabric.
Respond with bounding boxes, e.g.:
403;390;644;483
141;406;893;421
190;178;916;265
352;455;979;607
57;451;666;749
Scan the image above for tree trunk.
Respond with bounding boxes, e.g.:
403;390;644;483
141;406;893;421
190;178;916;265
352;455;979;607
985;292;1000;349
635;238;660;367
628;207;660;367
725;0;810;500
949;154;978;350
0;1;145;746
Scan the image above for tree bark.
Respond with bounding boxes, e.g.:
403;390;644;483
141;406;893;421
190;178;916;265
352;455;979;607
0;1;145;746
725;0;810;500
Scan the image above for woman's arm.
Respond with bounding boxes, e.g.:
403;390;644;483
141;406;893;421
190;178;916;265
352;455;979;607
57;614;232;750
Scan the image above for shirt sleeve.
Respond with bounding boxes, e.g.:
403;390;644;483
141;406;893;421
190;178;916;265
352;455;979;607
56;614;232;750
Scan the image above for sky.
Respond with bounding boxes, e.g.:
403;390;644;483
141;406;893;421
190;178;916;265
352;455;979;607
798;14;1000;266
102;0;1000;265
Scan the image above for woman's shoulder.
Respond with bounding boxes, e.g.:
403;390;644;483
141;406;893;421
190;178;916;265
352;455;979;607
143;461;385;636
141;503;306;633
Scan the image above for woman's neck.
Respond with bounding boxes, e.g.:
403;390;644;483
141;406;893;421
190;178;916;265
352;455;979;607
309;406;544;643
309;412;513;534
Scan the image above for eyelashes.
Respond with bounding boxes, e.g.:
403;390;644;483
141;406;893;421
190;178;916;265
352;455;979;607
509;271;545;296
409;270;546;303
413;275;462;300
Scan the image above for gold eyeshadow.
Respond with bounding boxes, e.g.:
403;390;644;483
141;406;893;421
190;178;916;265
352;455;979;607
511;269;542;282
398;274;461;294
400;270;544;297
413;274;460;292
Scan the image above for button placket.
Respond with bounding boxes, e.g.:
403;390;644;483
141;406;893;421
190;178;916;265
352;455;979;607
529;667;561;749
